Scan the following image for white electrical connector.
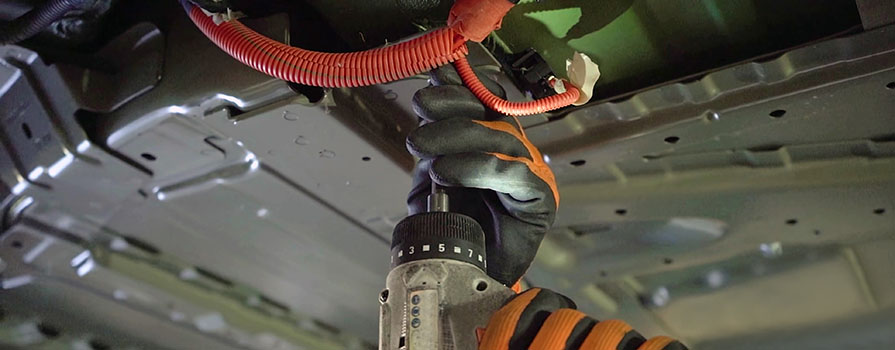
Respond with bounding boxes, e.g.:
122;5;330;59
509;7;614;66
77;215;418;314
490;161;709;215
565;52;600;106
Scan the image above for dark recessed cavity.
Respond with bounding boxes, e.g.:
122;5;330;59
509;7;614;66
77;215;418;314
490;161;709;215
89;339;111;350
140;153;157;161
769;109;786;118
37;323;61;338
22;123;32;139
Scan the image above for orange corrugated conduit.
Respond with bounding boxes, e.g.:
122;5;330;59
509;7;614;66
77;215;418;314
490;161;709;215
184;0;597;116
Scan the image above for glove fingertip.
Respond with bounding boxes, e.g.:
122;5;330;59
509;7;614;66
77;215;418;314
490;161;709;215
427;154;483;189
406;119;474;159
430;64;463;86
428;162;459;189
430;64;507;99
413;85;490;122
405;129;427;158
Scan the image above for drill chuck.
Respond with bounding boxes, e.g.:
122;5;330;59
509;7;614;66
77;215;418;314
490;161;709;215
390;212;488;272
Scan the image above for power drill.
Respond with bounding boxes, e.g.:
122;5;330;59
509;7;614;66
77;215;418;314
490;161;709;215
378;185;515;349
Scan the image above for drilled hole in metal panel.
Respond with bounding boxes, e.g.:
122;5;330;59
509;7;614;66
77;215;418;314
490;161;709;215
615;209;627;216
194;267;234;287
570;223;613;237
747;144;784;152
362;156;371;162
121;236;160;255
140;153;157;161
871;134;895;143
814;230;821;235
887;82;895;90
664;136;680;144
874;208;886;215
769;109;787;118
786;219;798;225
21;123;32;139
312;320;340;335
259;295;291;313
570;160;586;167
37;323;61;339
89;339;110;350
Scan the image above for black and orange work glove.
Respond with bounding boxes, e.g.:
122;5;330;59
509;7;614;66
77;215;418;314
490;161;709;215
406;65;558;286
480;288;688;350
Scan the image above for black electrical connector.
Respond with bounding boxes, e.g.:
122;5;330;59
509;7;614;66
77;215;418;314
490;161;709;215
504;49;558;100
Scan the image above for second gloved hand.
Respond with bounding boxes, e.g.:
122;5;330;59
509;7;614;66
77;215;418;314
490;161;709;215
406;66;558;286
480;288;688;350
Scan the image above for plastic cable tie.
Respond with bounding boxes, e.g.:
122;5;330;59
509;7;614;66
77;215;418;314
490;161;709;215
200;7;245;25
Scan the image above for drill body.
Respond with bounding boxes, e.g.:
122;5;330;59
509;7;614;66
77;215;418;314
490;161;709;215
378;212;514;349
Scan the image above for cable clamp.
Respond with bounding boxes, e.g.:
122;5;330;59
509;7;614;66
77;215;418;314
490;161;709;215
565;52;600;106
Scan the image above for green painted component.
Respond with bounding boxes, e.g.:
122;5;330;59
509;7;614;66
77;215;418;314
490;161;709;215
495;0;862;99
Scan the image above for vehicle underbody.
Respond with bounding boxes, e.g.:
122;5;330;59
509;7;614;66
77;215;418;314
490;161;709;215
1;1;894;349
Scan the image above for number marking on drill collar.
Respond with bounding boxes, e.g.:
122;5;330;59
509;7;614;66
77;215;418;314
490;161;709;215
391;240;487;270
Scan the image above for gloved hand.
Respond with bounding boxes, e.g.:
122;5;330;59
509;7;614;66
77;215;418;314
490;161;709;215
407;67;685;350
406;65;558;286
480;288;688;350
